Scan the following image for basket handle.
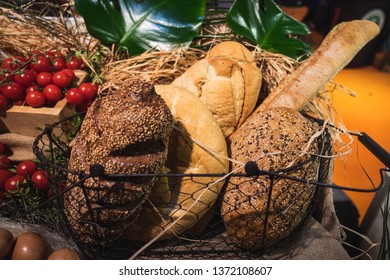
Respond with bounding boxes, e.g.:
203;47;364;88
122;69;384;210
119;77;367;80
358;132;390;168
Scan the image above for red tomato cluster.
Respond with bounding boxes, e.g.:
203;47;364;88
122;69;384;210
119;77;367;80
0;140;54;205
0;51;98;111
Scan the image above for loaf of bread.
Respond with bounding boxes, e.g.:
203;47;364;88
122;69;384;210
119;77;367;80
221;20;380;250
222;107;321;249
257;20;380;111
172;41;262;137
64;79;174;245
123;84;229;241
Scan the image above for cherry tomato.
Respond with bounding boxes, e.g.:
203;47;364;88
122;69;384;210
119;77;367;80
26;91;46;108
92;83;99;93
14;69;35;87
0;141;5;154
66;55;83;70
45;50;61;59
1;57;17;71
26;84;39;93
51;57;66;71
52;71;72;88
16;56;30;67
16;160;38;177
43;84;62;102
35;72;53;87
30;69;38;78
31;170;50;191
60;68;75;80
0;156;11;170
0;169;14;190
2;82;24;100
66;88;84;106
79;82;98;100
31;55;51;73
1;71;14;83
0;94;9;110
28;50;43;58
4;175;26;193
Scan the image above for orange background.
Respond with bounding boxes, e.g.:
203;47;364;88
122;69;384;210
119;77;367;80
331;66;390;223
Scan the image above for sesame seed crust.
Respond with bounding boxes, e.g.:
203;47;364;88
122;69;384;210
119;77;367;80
64;79;174;245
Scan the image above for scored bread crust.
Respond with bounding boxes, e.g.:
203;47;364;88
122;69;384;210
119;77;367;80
123;84;229;241
172;41;262;137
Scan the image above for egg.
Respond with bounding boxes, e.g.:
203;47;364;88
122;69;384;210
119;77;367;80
12;231;51;260
48;247;81;260
0;227;14;259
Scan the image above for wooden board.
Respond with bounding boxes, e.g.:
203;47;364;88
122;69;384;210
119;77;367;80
0;70;87;139
0;98;75;138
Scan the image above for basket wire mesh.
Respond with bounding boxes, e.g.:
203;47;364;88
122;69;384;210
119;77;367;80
27;112;346;259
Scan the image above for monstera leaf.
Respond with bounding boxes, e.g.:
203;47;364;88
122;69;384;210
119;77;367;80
227;0;311;59
75;0;206;55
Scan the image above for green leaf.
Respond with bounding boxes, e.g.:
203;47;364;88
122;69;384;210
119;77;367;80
227;0;311;59
75;0;206;55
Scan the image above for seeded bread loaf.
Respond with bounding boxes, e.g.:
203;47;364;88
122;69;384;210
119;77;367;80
221;20;380;250
222;107;321;249
64;79;174;245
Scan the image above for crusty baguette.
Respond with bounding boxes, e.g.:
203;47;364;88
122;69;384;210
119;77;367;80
257;20;380;111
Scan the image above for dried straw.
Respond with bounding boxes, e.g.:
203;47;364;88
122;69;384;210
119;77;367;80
101;41;342;128
101;47;207;93
253;46;300;101
0;5;94;56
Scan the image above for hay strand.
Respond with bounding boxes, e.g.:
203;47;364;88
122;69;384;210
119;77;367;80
0;5;94;56
101;47;207;93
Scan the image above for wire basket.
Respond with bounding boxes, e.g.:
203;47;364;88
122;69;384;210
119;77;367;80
29;112;342;260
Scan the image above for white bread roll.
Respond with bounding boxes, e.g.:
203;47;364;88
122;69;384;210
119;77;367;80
123;84;229;241
172;41;262;137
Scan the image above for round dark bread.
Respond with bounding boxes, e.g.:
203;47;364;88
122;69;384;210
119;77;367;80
222;107;321;249
64;79;174;245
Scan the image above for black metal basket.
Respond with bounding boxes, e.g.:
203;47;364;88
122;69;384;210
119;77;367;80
30;113;388;260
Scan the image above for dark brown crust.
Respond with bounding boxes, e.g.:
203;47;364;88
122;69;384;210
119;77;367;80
64;79;174;245
222;107;321;249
